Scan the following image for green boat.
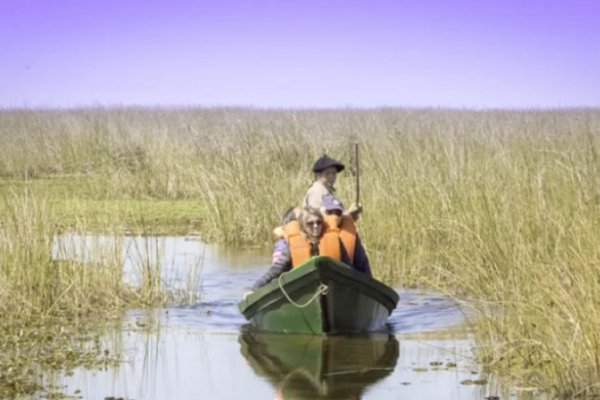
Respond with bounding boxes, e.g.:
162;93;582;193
239;329;399;399
238;256;399;334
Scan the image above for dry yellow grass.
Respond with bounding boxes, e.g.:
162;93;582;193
2;107;600;395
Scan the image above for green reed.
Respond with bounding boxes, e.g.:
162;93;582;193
2;107;600;395
0;189;201;397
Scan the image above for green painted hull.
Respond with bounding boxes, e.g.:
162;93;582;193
238;256;399;334
239;330;399;399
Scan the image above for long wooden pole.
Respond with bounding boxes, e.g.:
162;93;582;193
355;142;360;204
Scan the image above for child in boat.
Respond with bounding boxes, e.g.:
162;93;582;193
320;195;372;277
271;207;300;264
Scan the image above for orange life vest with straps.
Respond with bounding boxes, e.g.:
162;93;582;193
283;217;341;268
338;215;358;263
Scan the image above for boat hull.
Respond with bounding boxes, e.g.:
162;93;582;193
239;256;399;334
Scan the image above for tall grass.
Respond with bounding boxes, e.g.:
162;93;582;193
0;192;123;317
2;107;600;395
0;189;201;397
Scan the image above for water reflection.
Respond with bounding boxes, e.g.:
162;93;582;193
48;235;501;399
239;329;399;400
58;317;488;400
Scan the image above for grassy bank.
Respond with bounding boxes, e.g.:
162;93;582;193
0;191;198;397
2;107;600;396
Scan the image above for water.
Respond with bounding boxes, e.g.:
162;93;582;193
49;235;498;400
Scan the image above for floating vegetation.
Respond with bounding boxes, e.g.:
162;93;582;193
0;317;121;398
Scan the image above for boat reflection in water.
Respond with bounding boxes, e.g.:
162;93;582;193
239;328;399;399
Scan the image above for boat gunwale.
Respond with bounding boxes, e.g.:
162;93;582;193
239;256;399;319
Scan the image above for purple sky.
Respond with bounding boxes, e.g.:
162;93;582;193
1;0;599;108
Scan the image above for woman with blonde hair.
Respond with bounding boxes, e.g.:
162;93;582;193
249;208;352;292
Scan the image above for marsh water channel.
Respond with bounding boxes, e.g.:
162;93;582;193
47;235;500;400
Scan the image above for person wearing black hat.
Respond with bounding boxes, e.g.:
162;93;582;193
302;155;363;220
302;155;345;210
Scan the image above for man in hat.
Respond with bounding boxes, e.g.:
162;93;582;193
302;155;362;220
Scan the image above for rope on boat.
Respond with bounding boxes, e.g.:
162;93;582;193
278;274;328;308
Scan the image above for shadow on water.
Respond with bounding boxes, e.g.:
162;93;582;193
239;328;399;400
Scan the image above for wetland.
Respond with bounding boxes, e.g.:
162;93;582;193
2;107;600;398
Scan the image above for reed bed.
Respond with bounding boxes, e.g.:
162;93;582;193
2;107;600;396
0;189;199;397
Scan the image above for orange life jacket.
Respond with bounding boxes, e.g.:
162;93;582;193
338;215;358;263
283;218;341;268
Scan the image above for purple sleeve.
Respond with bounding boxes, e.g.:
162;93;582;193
253;243;292;290
272;239;287;264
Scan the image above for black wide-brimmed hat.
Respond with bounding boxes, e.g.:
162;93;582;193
312;155;345;173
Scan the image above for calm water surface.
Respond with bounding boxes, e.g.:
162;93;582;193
50;235;502;400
